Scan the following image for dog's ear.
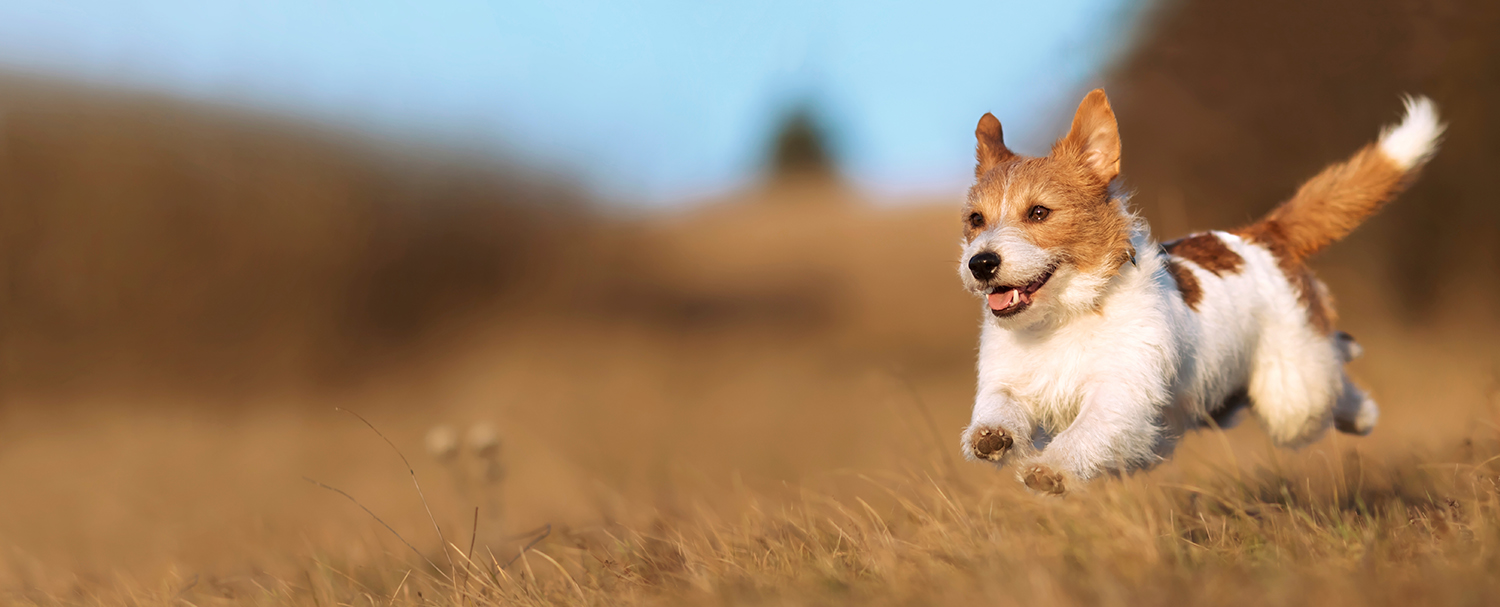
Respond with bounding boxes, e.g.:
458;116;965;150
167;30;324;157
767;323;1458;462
975;113;1013;177
1061;89;1121;184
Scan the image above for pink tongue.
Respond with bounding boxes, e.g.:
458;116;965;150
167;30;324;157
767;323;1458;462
987;290;1016;310
987;289;1035;311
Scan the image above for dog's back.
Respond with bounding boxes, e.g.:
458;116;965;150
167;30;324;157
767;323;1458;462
1161;96;1444;445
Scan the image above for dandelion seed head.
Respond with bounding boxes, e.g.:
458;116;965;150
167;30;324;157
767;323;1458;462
424;425;458;461
467;423;500;458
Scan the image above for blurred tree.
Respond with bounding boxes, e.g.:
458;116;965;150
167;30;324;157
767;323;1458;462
765;103;840;184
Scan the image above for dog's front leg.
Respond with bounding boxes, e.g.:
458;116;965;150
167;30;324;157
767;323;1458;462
1018;384;1165;495
960;389;1034;468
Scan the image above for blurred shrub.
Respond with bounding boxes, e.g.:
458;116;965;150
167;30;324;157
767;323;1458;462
0;76;584;398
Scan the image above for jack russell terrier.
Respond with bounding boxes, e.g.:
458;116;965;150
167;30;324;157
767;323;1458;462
957;90;1442;495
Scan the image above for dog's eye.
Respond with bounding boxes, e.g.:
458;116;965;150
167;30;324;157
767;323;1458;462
967;212;985;228
1028;205;1051;222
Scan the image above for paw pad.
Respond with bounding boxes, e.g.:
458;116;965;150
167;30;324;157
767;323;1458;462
1023;465;1066;495
971;427;1013;461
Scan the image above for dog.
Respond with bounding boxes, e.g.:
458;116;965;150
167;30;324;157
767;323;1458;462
957;89;1442;495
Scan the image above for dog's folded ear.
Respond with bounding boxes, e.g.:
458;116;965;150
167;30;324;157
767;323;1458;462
975;112;1014;177
1061;89;1121;185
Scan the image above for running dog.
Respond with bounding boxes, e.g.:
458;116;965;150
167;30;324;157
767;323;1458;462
957;90;1442;494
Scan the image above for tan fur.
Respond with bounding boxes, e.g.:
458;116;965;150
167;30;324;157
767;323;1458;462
1163;233;1244;276
1055;89;1121;183
962;90;1135;278
974;112;1013;178
1161;232;1245;315
1164;258;1203;310
1243;144;1408;263
1233;140;1422;336
1235;221;1339;334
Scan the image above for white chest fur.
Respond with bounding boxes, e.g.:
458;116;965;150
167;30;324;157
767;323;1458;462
976;246;1184;435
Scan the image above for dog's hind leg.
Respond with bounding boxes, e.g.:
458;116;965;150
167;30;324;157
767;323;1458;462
1330;331;1377;435
1246;325;1343;447
1333;373;1378;435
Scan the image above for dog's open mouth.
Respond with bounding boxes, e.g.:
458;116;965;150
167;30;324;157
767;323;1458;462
986;269;1055;317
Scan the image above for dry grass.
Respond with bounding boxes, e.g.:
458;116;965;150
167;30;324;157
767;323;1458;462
340;442;1500;607
2;195;1498;605
8;409;1500;606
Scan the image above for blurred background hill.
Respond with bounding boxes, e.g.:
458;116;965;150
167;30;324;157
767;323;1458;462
0;0;1497;602
0;75;586;398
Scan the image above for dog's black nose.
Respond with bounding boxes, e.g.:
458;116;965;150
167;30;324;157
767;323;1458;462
968;252;1000;280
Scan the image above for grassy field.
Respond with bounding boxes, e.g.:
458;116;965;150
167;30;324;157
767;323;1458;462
3;194;1498;606
5;0;1500;596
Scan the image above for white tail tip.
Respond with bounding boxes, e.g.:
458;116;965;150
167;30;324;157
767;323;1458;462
1378;95;1444;170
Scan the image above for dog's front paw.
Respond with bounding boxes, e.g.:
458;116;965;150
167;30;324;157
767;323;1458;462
1021;463;1068;496
962;425;1014;462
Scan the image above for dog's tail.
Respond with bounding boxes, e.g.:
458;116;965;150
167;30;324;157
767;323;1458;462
1241;96;1444;263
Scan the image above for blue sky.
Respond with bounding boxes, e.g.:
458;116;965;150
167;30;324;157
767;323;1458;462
0;0;1147;205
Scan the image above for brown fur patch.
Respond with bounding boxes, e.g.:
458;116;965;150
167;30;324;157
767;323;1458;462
1235;222;1337;334
1163;233;1243;276
1164;258;1203;311
1300;270;1337;335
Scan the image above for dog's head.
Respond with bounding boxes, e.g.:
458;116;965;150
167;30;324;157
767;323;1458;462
959;89;1137;328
